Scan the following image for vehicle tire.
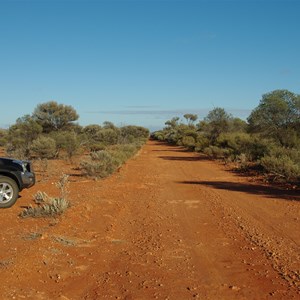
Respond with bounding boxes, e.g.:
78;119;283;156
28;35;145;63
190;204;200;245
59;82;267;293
0;176;19;208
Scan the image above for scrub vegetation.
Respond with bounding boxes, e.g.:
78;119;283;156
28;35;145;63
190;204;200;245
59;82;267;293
20;174;70;218
0;101;149;177
0;101;149;217
152;89;300;184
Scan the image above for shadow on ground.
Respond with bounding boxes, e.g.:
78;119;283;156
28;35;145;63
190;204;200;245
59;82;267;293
153;149;190;153
178;180;300;202
159;156;208;162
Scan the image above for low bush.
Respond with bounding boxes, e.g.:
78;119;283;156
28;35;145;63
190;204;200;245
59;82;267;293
110;143;140;159
50;131;80;159
181;136;196;150
20;197;69;218
120;125;149;142
33;191;51;204
31;136;57;159
203;146;231;159
216;132;272;161
94;128;120;145
194;135;210;152
5;146;28;160
20;174;70;218
261;147;300;182
81;150;120;178
89;142;106;152
81;143;142;179
151;131;165;141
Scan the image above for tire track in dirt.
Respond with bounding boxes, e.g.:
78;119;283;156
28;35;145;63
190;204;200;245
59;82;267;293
80;141;300;299
206;188;300;292
169;150;300;295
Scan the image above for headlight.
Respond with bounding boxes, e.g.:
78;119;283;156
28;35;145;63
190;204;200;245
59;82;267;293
13;160;29;173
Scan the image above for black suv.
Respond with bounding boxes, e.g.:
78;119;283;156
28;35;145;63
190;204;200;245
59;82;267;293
0;158;35;208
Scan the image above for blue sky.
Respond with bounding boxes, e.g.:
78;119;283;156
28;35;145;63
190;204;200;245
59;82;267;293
1;0;300;130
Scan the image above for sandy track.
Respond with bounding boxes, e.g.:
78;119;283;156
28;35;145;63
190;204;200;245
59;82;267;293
0;141;299;299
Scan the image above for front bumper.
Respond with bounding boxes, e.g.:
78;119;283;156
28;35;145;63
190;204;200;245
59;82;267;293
21;171;36;189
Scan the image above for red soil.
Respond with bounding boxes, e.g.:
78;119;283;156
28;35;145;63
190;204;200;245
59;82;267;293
1;141;299;299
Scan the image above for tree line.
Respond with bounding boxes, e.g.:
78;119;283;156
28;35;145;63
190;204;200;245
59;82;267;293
151;90;300;184
0;101;149;179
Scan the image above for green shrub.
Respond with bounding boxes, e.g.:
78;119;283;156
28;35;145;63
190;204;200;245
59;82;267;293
151;131;165;141
94;128;120;145
203;146;231;159
261;147;300;181
165;130;181;145
261;155;300;181
81;143;142;179
51;131;79;159
120;125;149;142
31;136;57;159
89;143;106;152
195;135;210;152
82;124;102;137
110;144;139;160
182;136;196;150
245;137;273;161
6;115;43;159
81;150;120;178
216;132;272;161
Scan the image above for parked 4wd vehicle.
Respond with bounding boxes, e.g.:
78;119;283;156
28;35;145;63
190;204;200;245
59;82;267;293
0;158;35;208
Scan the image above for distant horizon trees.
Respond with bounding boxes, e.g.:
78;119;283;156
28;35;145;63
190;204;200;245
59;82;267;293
151;89;300;183
1;101;149;161
0;89;299;183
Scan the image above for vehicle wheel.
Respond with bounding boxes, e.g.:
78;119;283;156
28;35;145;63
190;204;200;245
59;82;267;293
0;176;19;208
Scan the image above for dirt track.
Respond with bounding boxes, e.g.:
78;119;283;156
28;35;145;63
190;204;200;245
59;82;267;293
1;141;299;299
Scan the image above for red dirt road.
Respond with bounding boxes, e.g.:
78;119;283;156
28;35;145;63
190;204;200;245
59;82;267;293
1;141;299;299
